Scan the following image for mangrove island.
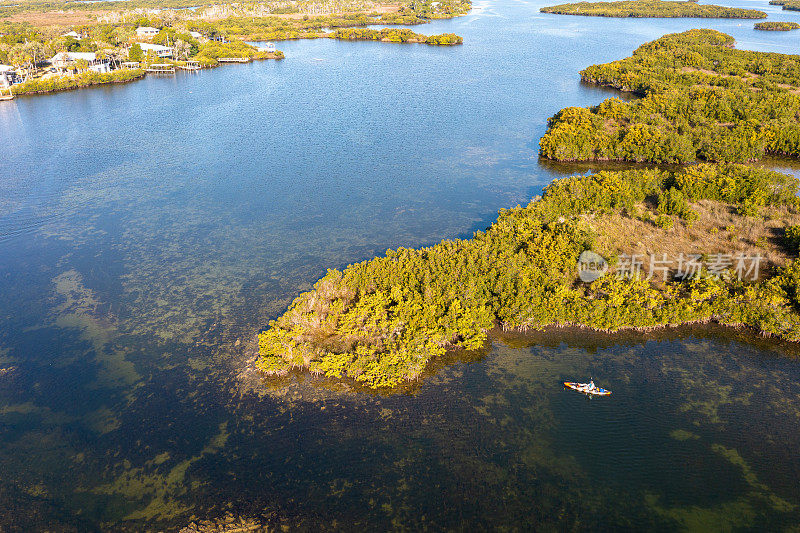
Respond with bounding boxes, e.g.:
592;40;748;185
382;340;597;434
754;21;800;30
540;0;766;19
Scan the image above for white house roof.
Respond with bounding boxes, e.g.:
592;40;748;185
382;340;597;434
137;43;171;52
0;64;14;72
51;51;97;62
136;26;159;33
189;31;202;39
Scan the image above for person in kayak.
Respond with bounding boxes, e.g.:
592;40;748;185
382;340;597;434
588;379;595;390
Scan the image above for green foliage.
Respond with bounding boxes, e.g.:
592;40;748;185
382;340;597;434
193;39;273;65
540;30;800;163
330;28;462;45
12;69;145;94
541;0;766;18
425;33;463;45
258;163;800;388
128;43;143;62
152;28;200;56
653;214;674;229
785;225;800;254
754;21;800;30
657;188;698;223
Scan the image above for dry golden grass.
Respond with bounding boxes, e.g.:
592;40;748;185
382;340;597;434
1;10;105;26
589;199;800;278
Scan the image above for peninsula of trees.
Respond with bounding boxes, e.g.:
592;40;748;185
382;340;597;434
258;162;800;388
754;21;800;30
539;30;800;164
540;0;766;18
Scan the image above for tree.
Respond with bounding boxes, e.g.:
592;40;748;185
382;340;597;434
128;43;143;62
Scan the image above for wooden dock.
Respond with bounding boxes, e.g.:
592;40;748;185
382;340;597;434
0;87;13;101
179;61;201;71
146;64;176;74
217;57;250;63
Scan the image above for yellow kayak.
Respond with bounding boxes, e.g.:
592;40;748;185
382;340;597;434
564;381;611;396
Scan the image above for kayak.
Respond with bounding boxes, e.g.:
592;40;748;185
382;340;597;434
564;381;612;396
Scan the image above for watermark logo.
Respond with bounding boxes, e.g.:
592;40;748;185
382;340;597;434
576;251;762;282
577;250;608;282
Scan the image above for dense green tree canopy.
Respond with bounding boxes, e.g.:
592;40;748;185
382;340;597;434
540;0;766;18
539;30;800;163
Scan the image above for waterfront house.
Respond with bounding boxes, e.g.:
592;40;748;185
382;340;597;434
136;27;160;38
136;43;174;59
62;31;83;40
50;52;111;74
0;67;12;88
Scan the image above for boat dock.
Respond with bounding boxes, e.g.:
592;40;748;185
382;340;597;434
179;61;201;71
218;57;251;63
146;64;176;74
0;87;13;101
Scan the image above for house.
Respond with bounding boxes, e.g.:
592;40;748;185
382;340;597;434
136;27;160;38
0;65;13;88
136;43;174;59
0;65;20;87
189;31;203;40
62;31;82;40
50;52;111;73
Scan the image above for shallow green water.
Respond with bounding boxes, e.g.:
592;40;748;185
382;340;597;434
1;0;800;530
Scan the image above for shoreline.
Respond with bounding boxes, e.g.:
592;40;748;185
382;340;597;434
0;9;466;99
246;316;800;392
6;53;285;98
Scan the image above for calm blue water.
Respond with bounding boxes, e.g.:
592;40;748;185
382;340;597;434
1;0;800;529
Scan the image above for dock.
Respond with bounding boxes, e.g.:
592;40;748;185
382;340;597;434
217;57;251;63
146;64;176;74
0;87;13;101
179;61;201;71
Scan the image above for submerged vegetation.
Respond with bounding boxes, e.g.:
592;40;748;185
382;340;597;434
258;162;800;388
539;30;800;163
754;21;800;31
540;0;766;19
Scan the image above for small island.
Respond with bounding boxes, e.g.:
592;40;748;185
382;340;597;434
330;28;463;45
754;21;800;30
539;29;800;164
540;0;766;18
